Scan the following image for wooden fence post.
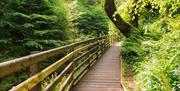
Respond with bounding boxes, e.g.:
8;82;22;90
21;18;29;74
108;36;110;47
110;35;112;45
96;38;100;60
29;51;41;91
111;35;113;44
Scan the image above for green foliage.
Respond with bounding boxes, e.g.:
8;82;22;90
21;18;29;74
0;0;68;57
108;21;121;36
0;0;109;90
122;16;180;90
62;0;109;38
0;1;68;90
135;0;180;17
119;0;180;90
121;37;144;64
74;10;108;36
69;0;109;37
0;71;28;91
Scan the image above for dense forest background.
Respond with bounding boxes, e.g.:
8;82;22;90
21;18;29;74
0;0;179;91
0;0;114;63
0;0;119;90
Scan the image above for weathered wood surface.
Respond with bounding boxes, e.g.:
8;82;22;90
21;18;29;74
73;42;123;91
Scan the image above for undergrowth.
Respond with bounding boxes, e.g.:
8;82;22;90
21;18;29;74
121;16;180;90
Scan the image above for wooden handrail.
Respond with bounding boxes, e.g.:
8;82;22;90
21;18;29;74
0;37;105;78
0;35;119;91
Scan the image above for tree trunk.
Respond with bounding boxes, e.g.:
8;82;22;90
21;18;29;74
105;0;131;37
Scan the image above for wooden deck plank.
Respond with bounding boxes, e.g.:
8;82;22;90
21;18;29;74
73;42;123;91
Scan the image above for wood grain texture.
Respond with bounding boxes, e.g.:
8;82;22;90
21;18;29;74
73;42;123;91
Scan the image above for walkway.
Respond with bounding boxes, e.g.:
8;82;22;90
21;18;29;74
73;42;123;91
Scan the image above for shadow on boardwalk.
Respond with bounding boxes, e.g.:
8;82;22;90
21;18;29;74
73;42;123;91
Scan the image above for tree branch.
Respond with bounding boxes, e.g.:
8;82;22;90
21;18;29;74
105;0;131;37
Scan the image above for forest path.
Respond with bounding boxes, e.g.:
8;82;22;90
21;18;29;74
73;42;123;91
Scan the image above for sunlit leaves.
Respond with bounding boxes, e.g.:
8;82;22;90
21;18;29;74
118;0;179;22
119;0;180;90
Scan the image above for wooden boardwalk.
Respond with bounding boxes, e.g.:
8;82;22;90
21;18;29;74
73;42;123;91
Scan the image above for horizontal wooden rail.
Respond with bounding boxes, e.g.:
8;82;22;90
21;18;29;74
0;35;119;91
0;37;106;78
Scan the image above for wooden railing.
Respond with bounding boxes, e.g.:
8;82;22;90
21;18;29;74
0;35;119;91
